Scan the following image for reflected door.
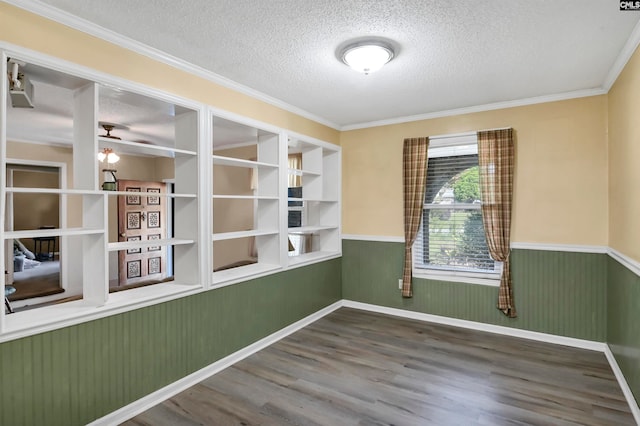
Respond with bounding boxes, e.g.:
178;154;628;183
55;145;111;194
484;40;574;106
117;180;167;286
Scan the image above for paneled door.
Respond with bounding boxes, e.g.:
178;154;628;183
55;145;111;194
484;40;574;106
117;180;167;286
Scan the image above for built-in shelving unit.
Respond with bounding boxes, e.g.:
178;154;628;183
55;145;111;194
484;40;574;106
0;45;340;338
211;114;283;284
1;48;203;333
286;135;341;266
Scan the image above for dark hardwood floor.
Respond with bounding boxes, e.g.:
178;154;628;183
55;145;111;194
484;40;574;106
123;308;635;425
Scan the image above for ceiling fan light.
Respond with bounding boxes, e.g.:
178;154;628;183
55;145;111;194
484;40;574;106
107;152;120;164
98;148;120;164
342;42;394;74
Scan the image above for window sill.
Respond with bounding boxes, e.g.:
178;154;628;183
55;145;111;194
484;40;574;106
288;251;342;269
413;270;500;287
1;282;202;343
211;263;283;289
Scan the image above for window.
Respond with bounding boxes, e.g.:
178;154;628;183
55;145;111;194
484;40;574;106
412;134;501;283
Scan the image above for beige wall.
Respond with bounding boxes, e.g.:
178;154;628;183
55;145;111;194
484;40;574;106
0;3;339;146
6;141;79;225
10;167;59;253
3;3;635;253
341;96;609;246
608;46;640;262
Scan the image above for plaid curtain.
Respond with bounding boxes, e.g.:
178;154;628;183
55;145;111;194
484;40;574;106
477;129;516;317
402;137;429;297
288;154;302;187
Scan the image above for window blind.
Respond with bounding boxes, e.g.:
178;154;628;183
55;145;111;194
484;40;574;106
413;147;496;273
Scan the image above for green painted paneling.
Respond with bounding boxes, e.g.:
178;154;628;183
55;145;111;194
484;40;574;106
342;240;607;341
607;256;640;404
0;259;341;426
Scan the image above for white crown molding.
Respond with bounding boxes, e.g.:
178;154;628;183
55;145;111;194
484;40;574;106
90;301;344;425
341;88;607;131
5;1;626;135
3;0;341;131
608;247;640;278
603;19;640;91
605;345;640;425
7;1;635;133
341;234;404;243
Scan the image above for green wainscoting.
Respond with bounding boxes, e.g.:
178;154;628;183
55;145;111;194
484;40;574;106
0;259;341;426
607;256;640;405
342;239;607;341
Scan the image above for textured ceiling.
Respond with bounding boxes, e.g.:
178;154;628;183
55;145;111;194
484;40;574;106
10;1;640;129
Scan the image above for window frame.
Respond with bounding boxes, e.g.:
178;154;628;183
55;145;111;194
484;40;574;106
411;133;501;287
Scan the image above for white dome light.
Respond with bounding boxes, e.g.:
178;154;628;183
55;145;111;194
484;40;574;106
341;42;394;74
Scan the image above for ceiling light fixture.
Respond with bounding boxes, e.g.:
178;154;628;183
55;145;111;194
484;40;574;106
341;41;395;75
97;147;120;164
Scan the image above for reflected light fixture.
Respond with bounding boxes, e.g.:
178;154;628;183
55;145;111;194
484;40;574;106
97;147;120;164
341;41;395;74
98;148;119;191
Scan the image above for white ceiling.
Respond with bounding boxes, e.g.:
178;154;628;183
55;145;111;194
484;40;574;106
7;0;640;130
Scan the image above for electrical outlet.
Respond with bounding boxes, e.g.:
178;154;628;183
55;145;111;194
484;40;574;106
398;279;403;290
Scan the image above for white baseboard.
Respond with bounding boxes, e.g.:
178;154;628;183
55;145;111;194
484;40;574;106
344;300;640;423
342;300;606;351
89;301;343;426
605;345;640;425
91;299;639;425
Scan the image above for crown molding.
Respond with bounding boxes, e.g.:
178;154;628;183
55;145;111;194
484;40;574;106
340;88;607;131
5;0;637;133
4;0;341;131
603;18;640;91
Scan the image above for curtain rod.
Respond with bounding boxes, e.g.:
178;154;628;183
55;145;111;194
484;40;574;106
430;126;512;140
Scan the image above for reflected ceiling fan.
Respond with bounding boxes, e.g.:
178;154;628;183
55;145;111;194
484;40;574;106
98;121;128;140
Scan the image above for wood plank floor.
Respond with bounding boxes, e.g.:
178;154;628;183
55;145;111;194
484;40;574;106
123;308;635;425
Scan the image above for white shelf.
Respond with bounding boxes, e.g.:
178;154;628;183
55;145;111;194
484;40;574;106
212;155;278;169
287;226;337;234
99;136;197;157
107;238;195;251
4;227;104;239
105;190;197;198
287;197;338;203
212;195;278;200
212;229;279;241
288;251;340;266
212;262;282;285
5;187;103;195
288;168;320;177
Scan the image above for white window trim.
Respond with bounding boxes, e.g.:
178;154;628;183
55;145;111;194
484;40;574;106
411;132;500;287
